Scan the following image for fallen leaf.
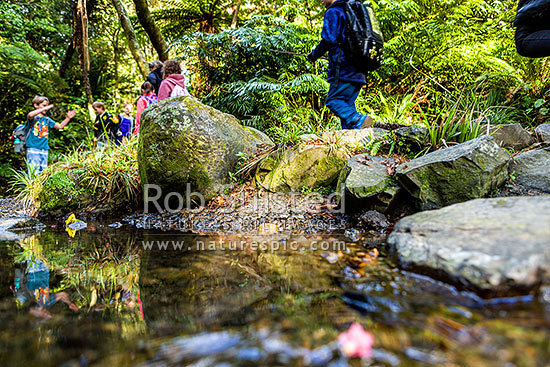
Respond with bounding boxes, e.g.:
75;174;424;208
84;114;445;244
338;323;374;358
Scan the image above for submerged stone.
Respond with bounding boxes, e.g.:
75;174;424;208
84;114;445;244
138;97;267;202
386;196;550;296
396;135;510;210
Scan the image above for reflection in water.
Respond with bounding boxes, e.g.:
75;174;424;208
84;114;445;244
0;225;548;367
14;256;78;320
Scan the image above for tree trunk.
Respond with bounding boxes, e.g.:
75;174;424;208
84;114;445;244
60;34;76;78
132;0;168;61
75;0;94;120
231;0;243;29
111;0;148;78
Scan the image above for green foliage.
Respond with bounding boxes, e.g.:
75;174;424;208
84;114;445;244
9;163;40;210
2;0;550;195
11;138;140;212
173;16;337;142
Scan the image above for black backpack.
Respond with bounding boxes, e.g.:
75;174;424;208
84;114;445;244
514;0;550;27
342;0;384;73
12;121;31;156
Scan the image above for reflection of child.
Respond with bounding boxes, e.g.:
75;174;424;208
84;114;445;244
13;259;78;320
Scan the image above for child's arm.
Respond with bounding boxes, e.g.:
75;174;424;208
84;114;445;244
27;104;54;120
53;110;76;130
308;10;342;62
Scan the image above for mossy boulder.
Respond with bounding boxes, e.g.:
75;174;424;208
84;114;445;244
336;154;400;213
138;97;266;202
255;145;349;192
38;169;89;215
396;135;510;210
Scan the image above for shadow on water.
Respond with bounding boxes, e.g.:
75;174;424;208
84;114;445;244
0;224;549;367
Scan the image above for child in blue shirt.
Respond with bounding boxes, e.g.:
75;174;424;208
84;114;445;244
307;0;373;130
117;103;135;142
26;96;76;174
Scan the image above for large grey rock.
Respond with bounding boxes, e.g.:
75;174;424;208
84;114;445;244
482;123;535;150
510;147;550;193
336;154;400;212
387;196;550;296
396;135;510;209
255;145;349;192
535;123;550;143
138;97;265;202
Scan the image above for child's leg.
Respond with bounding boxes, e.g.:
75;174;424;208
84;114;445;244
26;148;45;175
515;29;550;58
37;149;48;172
326;82;366;129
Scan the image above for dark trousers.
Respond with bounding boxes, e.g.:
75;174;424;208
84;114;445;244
515;28;550;58
325;81;366;130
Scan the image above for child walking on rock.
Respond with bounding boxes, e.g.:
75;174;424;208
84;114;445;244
307;0;373;130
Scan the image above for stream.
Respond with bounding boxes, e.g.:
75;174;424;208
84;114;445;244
0;220;549;367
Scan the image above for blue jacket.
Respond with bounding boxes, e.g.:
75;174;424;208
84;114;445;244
310;0;366;85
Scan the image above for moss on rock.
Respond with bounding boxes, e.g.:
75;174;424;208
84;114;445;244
255;145;349;192
396;135;510;209
38;169;87;214
138;97;266;202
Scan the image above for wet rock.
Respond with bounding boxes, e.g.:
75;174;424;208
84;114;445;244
404;347;447;365
395;126;429;147
337;155;400;213
509;147;550;193
138;97;266;202
321;128;388;147
371;349;400;366
387;196;550;296
67;220;87;230
358;211;390;231
482;123;535;150
396;135;510;210
159;332;241;363
255;145;349;192
0;218;29;241
0;217;43;241
534;123;550;143
344;228;361;241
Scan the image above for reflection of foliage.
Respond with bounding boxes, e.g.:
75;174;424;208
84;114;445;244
14;229;141;315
